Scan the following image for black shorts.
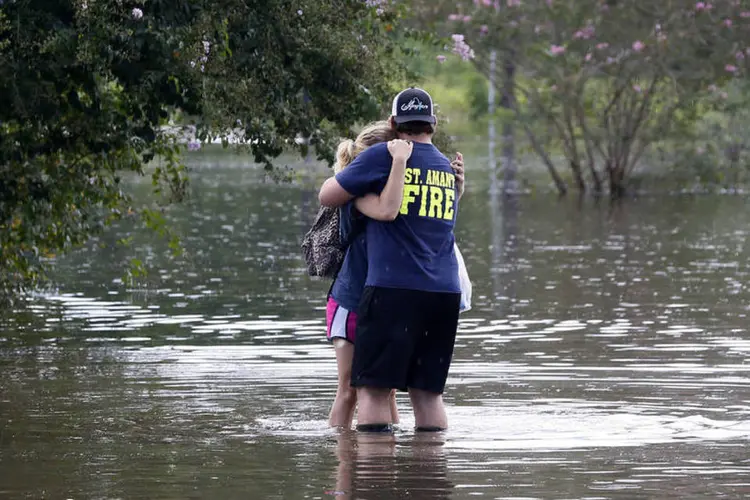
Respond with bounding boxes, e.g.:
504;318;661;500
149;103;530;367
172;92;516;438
351;286;461;394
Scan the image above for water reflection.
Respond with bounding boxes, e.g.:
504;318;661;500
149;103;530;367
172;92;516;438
488;192;521;318
3;160;750;498
329;432;453;499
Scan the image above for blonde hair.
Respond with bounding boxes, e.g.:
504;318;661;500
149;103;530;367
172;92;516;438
334;121;396;173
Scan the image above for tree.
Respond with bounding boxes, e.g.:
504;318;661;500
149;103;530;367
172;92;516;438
0;0;400;300
422;0;749;196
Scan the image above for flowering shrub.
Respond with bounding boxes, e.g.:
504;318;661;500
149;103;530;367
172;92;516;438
420;0;750;195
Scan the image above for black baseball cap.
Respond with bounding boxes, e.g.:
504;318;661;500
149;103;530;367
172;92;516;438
391;87;436;124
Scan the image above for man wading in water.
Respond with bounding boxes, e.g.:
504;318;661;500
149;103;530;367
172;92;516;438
319;87;465;432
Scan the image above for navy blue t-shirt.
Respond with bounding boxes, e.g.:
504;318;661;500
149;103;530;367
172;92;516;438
335;142;459;294
330;202;367;311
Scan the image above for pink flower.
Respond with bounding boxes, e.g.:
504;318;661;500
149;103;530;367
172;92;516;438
720;92;729;99
437;55;447;63
695;1;705;9
741;11;750;18
726;64;738;73
448;14;460;21
708;84;718;92
463;15;472;22
482;0;492;5
549;44;565;55
131;7;143;20
573;26;595;40
737;52;745;60
596;42;609;50
632;40;645;52
633;84;642;93
724;19;733;28
480;25;489;35
452;36;475;61
585;53;592;61
507;0;521;6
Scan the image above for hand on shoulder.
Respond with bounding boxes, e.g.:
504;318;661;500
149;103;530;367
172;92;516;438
387;139;413;162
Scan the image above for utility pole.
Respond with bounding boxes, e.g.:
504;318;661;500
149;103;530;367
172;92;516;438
500;52;516;195
488;50;498;197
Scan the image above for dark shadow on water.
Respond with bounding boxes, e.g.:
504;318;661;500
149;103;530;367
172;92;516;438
489;192;520;317
328;431;454;499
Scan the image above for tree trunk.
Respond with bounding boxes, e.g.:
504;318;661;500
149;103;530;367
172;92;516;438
578;114;603;194
522;123;567;195
500;53;516;195
608;162;627;198
498;46;565;195
570;160;586;193
589;161;603;194
508;95;567;195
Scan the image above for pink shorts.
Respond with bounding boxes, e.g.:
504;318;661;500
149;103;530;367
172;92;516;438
326;296;357;343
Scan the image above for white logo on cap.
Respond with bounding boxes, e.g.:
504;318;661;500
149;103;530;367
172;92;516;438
401;98;429;112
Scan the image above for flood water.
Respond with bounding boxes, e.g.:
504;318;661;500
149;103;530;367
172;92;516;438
2;155;750;499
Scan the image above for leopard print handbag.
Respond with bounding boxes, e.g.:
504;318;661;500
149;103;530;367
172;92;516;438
301;205;346;278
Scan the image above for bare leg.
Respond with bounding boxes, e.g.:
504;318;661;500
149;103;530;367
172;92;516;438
389;389;400;424
355;387;393;428
409;388;447;430
329;339;357;428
